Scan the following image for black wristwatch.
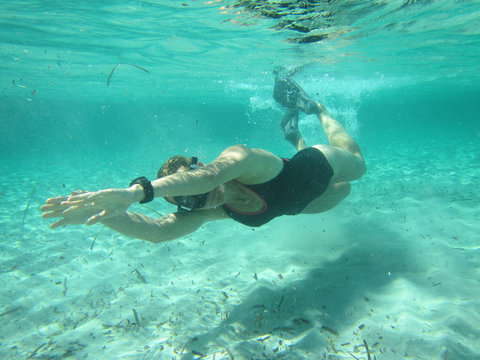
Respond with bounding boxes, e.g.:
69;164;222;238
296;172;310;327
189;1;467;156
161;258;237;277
129;176;154;204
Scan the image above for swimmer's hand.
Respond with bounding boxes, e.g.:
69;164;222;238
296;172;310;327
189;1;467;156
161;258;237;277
41;191;103;228
41;188;134;227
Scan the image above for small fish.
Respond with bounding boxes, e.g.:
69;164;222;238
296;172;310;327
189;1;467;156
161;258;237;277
321;325;339;336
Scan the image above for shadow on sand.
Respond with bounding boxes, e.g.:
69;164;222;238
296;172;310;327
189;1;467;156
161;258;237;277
179;216;423;359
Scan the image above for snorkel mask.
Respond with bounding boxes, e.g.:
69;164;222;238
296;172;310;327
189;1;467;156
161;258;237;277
174;157;209;212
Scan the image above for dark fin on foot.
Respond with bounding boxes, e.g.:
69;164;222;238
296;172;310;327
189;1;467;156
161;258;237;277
273;77;318;114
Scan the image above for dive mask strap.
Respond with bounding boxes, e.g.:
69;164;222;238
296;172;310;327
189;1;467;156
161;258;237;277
190;156;201;169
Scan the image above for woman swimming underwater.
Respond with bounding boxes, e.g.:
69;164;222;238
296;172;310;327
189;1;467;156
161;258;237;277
41;77;366;243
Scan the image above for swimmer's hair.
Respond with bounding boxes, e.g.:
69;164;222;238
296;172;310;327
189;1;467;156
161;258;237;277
157;155;193;179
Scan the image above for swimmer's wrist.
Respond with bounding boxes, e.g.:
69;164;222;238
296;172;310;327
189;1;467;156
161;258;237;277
128;184;147;203
128;176;155;204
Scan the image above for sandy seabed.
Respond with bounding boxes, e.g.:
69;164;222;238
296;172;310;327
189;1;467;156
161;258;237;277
0;138;479;360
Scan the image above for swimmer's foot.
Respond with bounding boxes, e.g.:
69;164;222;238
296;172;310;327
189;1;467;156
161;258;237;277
274;76;319;115
280;109;306;150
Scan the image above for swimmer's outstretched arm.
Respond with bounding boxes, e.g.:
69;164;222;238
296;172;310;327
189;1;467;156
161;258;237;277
46;145;279;225
101;208;227;243
41;191;226;242
56;145;256;224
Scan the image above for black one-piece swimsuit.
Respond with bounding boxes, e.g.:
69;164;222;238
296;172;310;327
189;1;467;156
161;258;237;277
222;147;334;227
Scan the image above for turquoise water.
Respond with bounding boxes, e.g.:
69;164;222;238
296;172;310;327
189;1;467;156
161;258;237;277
1;1;480;359
1;0;479;156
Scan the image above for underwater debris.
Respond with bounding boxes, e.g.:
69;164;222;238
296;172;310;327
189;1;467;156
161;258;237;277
133;268;147;283
321;325;339;336
107;63;150;86
252;304;265;309
257;335;271;342
347;352;361;360
90;227;103;250
22;183;37;234
26;342;48;359
132;308;141;326
273;293;284;313
363;339;371;360
191;350;205;358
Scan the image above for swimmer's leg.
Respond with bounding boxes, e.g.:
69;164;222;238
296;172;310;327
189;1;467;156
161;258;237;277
312;104;366;183
301;182;351;214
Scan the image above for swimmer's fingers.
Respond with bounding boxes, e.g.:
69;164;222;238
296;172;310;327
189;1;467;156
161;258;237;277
60;190;99;205
50;219;68;229
41;193;85;212
41;203;63;212
63;190;112;207
41;197;70;212
70;190;89;196
62;204;97;216
46;207;105;228
67;191;94;201
86;210;107;225
42;210;64;219
45;196;69;205
44;190;89;203
64;189;132;218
